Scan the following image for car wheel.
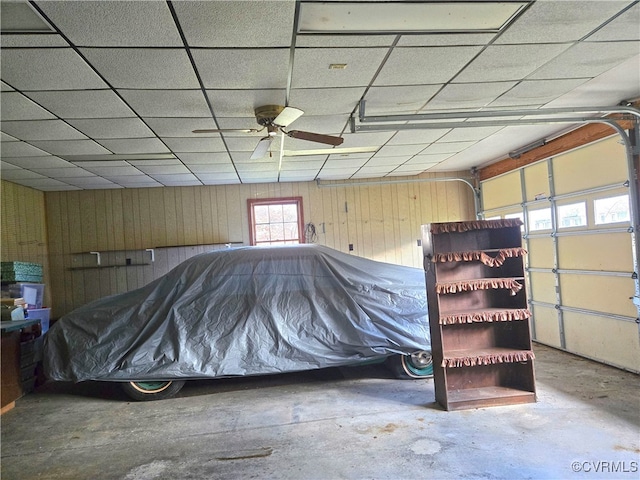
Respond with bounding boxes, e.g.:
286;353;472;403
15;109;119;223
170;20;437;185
387;351;433;379
120;380;186;401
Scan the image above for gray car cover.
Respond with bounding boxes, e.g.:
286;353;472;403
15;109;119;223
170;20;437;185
44;244;430;382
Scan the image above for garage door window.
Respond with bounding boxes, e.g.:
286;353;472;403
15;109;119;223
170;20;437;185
248;197;304;246
594;194;630;225
557;202;587;228
528;208;552;231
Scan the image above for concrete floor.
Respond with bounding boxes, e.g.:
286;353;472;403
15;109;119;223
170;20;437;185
1;344;639;480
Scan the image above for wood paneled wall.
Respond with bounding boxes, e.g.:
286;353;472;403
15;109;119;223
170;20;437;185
42;172;475;317
1;181;51;306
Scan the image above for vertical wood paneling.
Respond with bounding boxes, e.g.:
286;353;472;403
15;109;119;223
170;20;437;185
31;172;474;317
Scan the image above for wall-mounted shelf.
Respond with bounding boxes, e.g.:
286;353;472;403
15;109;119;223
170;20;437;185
422;218;536;411
69;263;151;271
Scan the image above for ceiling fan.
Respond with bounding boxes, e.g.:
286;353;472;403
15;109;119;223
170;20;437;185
193;105;344;160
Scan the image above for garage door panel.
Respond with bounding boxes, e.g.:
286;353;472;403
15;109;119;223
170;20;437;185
563;311;640;372
531;305;561;348
529;272;556;304
557;233;632;272
527;237;554;269
559;275;637;318
552;137;627;195
523;161;549;202
481;171;521;211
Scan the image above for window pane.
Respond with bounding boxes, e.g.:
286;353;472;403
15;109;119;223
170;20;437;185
594;194;630;225
528;208;552;231
485;216;501;220
283;222;299;240
505;212;524;222
255;224;270;242
282;203;298;222
268;204;284;223
254;205;269;224
269;223;284;240
557;202;586;228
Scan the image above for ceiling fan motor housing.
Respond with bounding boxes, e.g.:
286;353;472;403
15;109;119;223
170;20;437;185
255;105;285;126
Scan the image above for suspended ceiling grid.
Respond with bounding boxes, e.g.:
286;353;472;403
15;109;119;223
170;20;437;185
0;0;639;191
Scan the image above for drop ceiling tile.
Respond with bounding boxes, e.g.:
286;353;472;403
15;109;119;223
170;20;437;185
135;164;190;175
281;155;327;162
528;41;640;80
318;172;354;180
425;82;517;110
1;132;19;142
174;0;295;47
387;129;450;145
289;87;366;115
0;162;20;170
374;144;425;157
188;163;236;174
67;160;130;168
438;127;504;143
364;156;412;167
323;158;368;168
196;173;240;185
587;3;640;41
0;34;68;47
393;163;438;172
235;162;279;173
374;46;482;86
128;159;182;167
24;90;135;119
161;137;226;153
32;167;96;178
175;152;232;165
1;82;15;91
1;169;46;180
0;48;107;90
327;153;372;161
80;48;199;89
150;174;201;186
364;85;443;114
144;118;222;138
490;78;591;107
206;90;287;117
455;44;571;82
296;35;396;47
67;118;155;139
97;138;170;155
496;0;633;44
279;171;318;182
118;90;211;117
0;142;50;157
81;165;142;177
224;136;266;152
29;139;111;156
109;176;163;187
37;1;181;46
280;160;325;171
192;49;290;89
0;120;87;141
398;33;495;47
292;48;388;88
238;174;279;183
11;178;76;190
339;131;394;149
422;141;476;154
66;177;120;188
405;154;452;165
1;92;56;121
3;156;73;169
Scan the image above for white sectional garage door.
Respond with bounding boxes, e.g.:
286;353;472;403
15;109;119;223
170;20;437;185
481;136;640;372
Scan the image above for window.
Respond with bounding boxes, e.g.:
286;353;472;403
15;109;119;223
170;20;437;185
505;212;525;231
557;202;587;228
528;208;552;231
594;194;630;225
248;197;304;246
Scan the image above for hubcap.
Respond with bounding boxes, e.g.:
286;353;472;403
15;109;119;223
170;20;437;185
130;381;172;394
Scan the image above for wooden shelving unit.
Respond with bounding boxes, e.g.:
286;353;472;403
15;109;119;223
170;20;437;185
422;219;536;411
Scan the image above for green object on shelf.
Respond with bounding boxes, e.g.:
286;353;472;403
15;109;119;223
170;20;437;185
1;262;43;283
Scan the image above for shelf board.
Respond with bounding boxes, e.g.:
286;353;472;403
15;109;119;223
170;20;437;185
445;386;536;410
439;307;531;325
443;347;534;368
69;263;151;270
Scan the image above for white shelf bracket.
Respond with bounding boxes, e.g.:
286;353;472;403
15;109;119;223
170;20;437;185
145;248;155;263
89;251;101;266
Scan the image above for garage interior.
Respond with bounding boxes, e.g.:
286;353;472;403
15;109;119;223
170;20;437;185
1;0;639;478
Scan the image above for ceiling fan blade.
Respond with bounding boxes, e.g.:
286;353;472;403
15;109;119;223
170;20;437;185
273;107;304;127
192;128;260;134
250;136;273;160
286;130;344;146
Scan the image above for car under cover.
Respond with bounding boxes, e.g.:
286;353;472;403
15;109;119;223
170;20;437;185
44;244;430;383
